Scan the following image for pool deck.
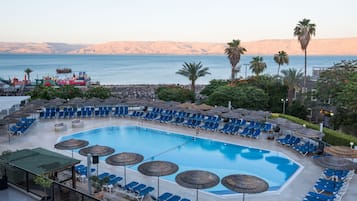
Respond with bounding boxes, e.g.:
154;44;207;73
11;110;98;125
0;117;356;201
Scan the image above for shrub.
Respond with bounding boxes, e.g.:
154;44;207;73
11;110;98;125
207;85;269;110
156;86;194;103
84;86;111;99
200;79;229;96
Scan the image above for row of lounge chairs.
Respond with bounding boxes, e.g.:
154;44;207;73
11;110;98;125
119;181;155;200
277;134;318;155
8;117;36;135
157;192;190;201
303;168;354;201
39;106;129;119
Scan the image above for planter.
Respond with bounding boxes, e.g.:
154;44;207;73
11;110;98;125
72;119;84;128
54;123;66;132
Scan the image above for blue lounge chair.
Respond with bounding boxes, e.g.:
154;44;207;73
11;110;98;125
108;176;123;185
181;199;191;201
123;181;139;192
166;195;181;201
158;192;173;201
98;172;110;180
132;184;146;193
136;186;154;198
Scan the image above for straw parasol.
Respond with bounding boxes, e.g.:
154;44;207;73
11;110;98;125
79;145;115;157
138;161;179;199
314;156;356;170
79;145;115;176
295;127;323;138
54;139;89;158
175;170;219;201
106;152;144;185
324;146;357;158
221;174;269;201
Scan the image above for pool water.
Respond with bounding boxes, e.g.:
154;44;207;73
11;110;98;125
60;126;300;194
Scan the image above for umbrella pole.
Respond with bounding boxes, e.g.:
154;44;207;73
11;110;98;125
196;188;198;201
243;193;245;201
124;166;127;186
157;176;160;200
71;150;74;158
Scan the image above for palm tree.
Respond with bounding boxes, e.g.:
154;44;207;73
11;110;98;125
281;68;303;103
176;62;210;93
293;18;316;91
224;39;247;83
24;68;33;81
273;51;289;76
249;56;267;76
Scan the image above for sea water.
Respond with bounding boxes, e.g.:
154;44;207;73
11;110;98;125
0;54;355;85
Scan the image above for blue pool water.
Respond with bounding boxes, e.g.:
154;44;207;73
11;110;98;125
60;126;300;194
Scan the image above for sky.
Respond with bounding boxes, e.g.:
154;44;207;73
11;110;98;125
0;0;356;44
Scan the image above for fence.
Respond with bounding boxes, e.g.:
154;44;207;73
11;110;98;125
0;163;100;201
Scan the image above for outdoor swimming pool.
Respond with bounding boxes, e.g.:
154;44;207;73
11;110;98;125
60;126;301;194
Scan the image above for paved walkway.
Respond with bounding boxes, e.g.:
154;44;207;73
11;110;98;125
0;117;356;201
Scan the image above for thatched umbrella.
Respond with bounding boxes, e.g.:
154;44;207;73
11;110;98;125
314;156;356;170
30;99;48;106
295;127;323;138
175;170;219;201
221;174;269;201
138;161;179;199
324;146;357;158
79;145;115;176
54;139;89;158
106;152;144;185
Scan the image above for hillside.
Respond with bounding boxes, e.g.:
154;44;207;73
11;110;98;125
1;38;357;55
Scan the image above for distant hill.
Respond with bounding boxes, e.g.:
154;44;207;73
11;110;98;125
0;42;87;54
1;38;357;55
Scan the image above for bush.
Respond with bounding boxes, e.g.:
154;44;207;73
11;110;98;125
278;114;357;146
207;85;269;110
156;86;194;103
200;79;229;96
84;86;111;99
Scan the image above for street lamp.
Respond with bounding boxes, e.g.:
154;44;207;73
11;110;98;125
281;98;288;114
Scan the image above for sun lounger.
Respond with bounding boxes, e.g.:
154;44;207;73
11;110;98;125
122;181;139;192
158;192;173;201
166;195;181;201
136;186;154;200
98;172;110;180
180;199;191;201
132;184;146;193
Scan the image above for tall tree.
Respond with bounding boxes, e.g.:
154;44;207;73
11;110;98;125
249;56;267;76
281;68;303;103
224;39;247;83
176;62;210;93
24;68;33;81
293;18;316;91
273;51;289;76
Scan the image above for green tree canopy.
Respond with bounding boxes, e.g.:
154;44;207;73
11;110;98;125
249;56;267;76
85;86;111;99
207;85;269;110
316;60;357;104
156;86;194;103
273;51;289;76
281;68;303;103
225;39;247;82
24;68;33;81
176;62;210;93
200;79;229;96
293;18;316;90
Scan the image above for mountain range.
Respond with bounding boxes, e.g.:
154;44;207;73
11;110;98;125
1;37;357;55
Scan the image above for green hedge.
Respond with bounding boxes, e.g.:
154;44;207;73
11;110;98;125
277;114;357;146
